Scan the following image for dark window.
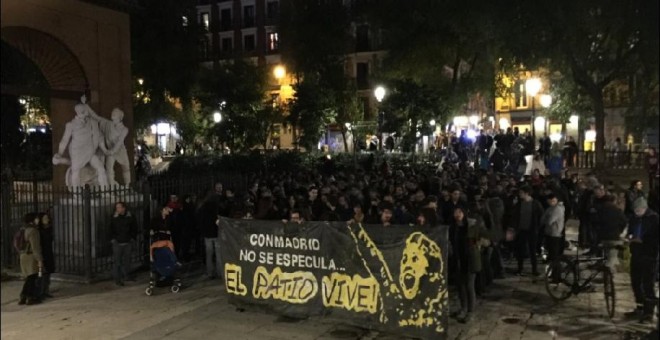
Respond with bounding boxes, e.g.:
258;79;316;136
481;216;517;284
220;9;232;30
200;37;210;59
356;63;369;89
359;97;370;120
244;34;255;51
356;25;370;51
243;5;255;27
266;1;279;20
200;12;210;31
222;37;233;52
267;32;279;52
514;80;527;108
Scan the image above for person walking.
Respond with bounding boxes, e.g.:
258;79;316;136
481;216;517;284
110;202;138;286
449;207;490;323
625;197;659;323
37;211;55;299
18;212;43;305
511;186;545;276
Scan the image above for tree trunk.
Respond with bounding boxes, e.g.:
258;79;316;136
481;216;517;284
592;92;607;169
341;128;349;152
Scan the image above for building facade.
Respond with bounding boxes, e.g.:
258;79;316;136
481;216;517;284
195;0;386;150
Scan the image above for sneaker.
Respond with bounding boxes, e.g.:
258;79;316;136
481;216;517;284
18;296;26;305
42;293;54;299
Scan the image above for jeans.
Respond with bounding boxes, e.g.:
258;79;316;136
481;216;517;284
458;272;477;314
491;243;505;277
112;242;132;283
205;237;222;278
630;247;659;316
478;247;493;293
39;273;51;297
516;229;538;274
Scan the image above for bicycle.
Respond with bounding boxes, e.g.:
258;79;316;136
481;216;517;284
544;243;616;318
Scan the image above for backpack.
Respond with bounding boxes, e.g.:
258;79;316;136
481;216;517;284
13;228;28;254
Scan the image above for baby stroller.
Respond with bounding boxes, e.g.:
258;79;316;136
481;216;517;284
145;230;182;296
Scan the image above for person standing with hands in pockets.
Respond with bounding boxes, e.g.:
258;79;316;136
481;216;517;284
110;202;138;286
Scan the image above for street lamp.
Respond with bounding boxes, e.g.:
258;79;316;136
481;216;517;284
525;77;542;146
429;119;436;127
374;86;386;150
213;111;222;123
539;94;552;136
273;65;286;80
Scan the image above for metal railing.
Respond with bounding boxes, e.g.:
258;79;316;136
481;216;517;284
1;173;246;281
572;150;648;169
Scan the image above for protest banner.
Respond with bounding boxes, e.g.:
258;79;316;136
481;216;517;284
219;218;448;339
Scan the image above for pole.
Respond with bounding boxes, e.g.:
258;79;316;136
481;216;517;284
378;111;383;151
82;185;93;280
531;97;536;149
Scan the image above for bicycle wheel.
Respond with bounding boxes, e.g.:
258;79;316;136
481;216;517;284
603;269;616;318
545;257;574;302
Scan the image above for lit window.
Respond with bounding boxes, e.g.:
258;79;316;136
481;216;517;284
182;16;189;27
515;80;527;108
201;12;210;31
268;33;279;52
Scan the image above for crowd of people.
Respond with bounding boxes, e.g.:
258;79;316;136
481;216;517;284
15;134;660;328
141;147;658;324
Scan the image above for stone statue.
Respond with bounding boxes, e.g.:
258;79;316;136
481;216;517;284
52;96;109;187
86;105;131;186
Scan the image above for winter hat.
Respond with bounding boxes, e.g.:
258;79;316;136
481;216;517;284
633;197;648;210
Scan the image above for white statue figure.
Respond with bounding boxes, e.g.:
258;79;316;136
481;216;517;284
85;105;131;186
52;96;109;187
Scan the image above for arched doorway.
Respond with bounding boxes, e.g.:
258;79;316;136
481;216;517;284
2;26;89;184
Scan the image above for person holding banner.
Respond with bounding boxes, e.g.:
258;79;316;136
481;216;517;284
449;206;490;323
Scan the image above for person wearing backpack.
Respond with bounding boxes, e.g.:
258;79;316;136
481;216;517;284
18;212;43;305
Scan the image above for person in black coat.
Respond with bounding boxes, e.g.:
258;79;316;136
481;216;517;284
110;202;138;286
510;186;545;276
38;211;55;299
625;197;659;323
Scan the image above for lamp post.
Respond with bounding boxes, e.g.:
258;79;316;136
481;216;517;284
374;86;386;151
525;78;542;147
539;94;552;136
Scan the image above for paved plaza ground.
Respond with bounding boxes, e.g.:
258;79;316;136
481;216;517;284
1;221;657;340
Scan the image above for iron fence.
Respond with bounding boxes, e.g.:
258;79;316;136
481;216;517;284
573;150;648;169
0;172;246;281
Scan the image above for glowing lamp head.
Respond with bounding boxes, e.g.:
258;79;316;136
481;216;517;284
273;65;286;79
213;111;222;123
525;78;542;97
540;94;552;108
374;86;386;102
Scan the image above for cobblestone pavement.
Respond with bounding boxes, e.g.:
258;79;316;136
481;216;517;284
1;221;657;340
